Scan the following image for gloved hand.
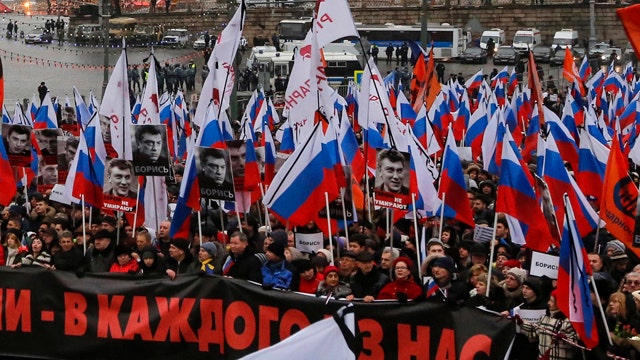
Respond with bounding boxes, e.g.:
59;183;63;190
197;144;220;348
396;292;408;303
262;283;274;291
512;314;524;326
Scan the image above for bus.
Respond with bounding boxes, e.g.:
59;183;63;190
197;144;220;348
277;17;313;43
356;23;467;60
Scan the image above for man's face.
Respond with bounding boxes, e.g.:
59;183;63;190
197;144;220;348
108;166;132;197
229;236;247;256
38;133;57;153
168;244;184;260
35;201;47;214
66;145;78;163
136;234;149;250
380;252;393;270
472;199;486;212
203;156;226;185
339;256;356;275
378;158;404;193
138;133;163;162
60;237;74;252
8;131;28;153
94;237;110;251
356;260;374;275
100;116;111;143
158;221;171;238
229;144;246;178
588;253;603;272
626;274;640;292
348;242;363;254
65;109;75;123
41;165;58;184
504;273;520;290
429;243;445;255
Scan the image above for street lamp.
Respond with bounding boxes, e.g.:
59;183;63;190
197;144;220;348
589;0;596;48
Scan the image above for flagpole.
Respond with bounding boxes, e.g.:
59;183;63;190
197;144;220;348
326;195;335;267
485;213;499;298
411;193;422;283
116;211;122;245
386;207;391;245
438;192;445;239
590;274;613;346
151;176;159;231
324;191;333;243
218;204;226;244
133;181;141;231
260;183;270;231
198;210;203;246
340;188;349;244
81;195;87;255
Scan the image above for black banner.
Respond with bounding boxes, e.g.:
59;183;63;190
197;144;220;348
0;268;514;359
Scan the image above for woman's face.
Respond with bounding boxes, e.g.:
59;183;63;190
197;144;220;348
548;296;558;311
441;231;450;243
608;298;622;315
31;239;43;253
7;235;18;248
325;271;339;287
394;261;410;281
475;281;487;295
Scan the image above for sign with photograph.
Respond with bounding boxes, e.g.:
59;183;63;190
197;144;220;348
196;146;235;201
131;124;171;176
373;148;410;210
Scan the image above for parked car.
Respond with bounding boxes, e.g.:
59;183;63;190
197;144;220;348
160;28;189;48
599;47;622;66
459;46;487;64
25;27;53;44
193;34;207;50
493;46;519;65
588;42;610;57
532;46;552;63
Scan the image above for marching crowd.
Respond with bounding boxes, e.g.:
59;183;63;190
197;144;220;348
0;161;639;360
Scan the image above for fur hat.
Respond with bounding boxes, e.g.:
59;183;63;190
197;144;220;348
355;251;374;262
93;229;113;241
316;248;332;260
267;241;285;259
507;268;527;286
470;243;488;257
171;238;190;253
201;242;217;258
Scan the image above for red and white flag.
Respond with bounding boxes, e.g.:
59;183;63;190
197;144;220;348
99;49;132;160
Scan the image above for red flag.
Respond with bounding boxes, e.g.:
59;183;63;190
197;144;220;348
528;50;545;125
617;4;640;58
600;135;640;257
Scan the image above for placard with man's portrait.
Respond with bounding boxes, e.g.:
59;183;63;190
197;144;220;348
57;135;79;183
2;124;32;167
131;124;171;176
36;155;58;194
34;128;63;165
102;158;138;213
195;146;235;202
373;148;410;210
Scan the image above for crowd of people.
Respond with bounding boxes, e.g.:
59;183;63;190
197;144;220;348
2;163;640;360
127;59;198;96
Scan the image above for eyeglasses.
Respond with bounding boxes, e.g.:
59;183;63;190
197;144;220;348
395;266;408;270
626;280;640;286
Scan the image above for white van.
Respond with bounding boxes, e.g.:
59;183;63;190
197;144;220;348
480;28;506;51
552;29;579;50
161;28;189;48
512;28;542;53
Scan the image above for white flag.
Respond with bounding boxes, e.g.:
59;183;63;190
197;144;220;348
314;0;359;48
99;49;132;160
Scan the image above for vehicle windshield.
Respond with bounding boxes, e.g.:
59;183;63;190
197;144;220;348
481;35;499;44
513;35;533;43
553;38;573;45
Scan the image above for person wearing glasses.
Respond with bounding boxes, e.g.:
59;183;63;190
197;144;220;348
377;257;423;301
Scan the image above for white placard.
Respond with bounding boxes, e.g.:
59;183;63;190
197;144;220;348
515;308;546;323
49;184;71;205
295;232;323;254
529;251;559;279
473;226;494;243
